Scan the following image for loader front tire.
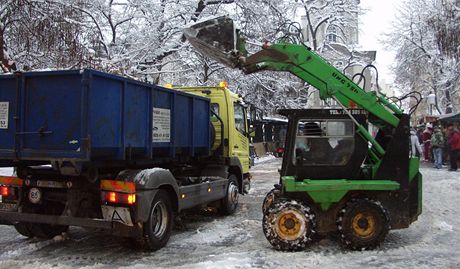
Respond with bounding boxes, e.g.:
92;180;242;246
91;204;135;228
263;199;316;251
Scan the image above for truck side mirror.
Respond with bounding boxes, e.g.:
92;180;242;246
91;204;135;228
248;127;256;138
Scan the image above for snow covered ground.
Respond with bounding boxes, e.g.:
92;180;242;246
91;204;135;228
254;154;277;164
0;160;459;269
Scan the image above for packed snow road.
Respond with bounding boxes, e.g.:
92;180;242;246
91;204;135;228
0;160;459;269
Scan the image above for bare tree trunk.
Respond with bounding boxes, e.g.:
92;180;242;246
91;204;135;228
0;27;16;72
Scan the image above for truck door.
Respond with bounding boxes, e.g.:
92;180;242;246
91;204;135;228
231;102;250;173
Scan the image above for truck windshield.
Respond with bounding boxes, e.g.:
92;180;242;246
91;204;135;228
293;119;355;166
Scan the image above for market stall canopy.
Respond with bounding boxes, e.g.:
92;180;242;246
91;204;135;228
439;112;460;122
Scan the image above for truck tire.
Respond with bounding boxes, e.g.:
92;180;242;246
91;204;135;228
23;202;69;239
14;223;34;238
263;199;316;251
28;223;69;239
337;199;389;250
220;174;239;215
141;190;173;251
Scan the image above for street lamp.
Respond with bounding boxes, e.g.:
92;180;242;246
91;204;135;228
426;93;436;115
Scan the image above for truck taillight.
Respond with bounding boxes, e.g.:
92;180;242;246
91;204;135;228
108;191;117;203
102;191;136;205
0;186;9;196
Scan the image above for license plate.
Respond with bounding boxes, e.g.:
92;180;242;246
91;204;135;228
101;206;133;226
0;202;16;211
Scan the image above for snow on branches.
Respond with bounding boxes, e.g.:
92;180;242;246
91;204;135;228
387;0;459;114
1;0;362;114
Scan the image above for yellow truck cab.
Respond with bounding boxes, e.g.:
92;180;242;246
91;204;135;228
171;82;252;193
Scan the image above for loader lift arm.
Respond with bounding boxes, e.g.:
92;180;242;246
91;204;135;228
183;16;404;165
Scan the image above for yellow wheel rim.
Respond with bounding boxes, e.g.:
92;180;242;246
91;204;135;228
351;213;376;238
274;209;306;241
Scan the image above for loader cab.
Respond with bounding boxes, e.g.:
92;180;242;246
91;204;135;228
279;109;369;180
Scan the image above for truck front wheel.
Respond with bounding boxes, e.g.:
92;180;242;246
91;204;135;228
141;190;173;251
220;174;239;215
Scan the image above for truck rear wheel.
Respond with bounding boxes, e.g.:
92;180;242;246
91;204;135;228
28;222;69;239
220;174;239;215
337;199;389;250
14;223;34;238
263;199;316;251
21;202;69;239
141;190;173;251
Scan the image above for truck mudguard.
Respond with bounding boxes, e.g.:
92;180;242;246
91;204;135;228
116;168;179;222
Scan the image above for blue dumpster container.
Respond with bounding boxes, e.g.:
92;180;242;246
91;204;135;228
0;69;210;168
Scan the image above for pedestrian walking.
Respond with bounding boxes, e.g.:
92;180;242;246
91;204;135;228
410;128;423;157
422;123;433;162
446;123;460;171
431;126;444;169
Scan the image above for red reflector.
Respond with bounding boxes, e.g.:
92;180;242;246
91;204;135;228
0;186;9;196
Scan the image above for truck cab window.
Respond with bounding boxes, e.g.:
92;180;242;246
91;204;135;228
234;103;246;134
211;103;219;115
293;119;354;166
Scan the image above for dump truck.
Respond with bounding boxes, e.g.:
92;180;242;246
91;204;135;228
184;16;422;251
0;69;251;250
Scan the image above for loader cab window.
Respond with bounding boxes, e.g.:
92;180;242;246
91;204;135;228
234;102;246;134
293;119;355;166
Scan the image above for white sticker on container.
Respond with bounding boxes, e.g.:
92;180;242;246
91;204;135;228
152;107;171;142
0;102;9;129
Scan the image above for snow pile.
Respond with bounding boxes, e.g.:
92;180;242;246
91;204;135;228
254;154;277;165
435;221;453;232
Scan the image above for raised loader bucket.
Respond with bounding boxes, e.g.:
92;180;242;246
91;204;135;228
183;16;241;68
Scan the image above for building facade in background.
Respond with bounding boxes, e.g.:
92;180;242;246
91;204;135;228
299;0;381;108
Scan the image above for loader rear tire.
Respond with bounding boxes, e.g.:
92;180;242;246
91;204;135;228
262;187;281;214
337;199;389;250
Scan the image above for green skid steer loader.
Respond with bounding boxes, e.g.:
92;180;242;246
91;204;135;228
183;16;422;251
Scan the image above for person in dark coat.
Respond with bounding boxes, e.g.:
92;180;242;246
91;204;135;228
447;123;460;171
422;123;433;161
